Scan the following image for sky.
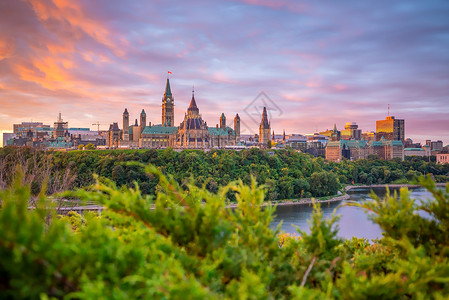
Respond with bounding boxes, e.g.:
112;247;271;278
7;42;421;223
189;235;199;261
1;0;448;146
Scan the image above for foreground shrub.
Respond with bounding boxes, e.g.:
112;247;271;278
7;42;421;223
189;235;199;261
0;166;448;299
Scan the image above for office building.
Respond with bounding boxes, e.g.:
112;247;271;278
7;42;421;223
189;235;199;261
376;116;404;141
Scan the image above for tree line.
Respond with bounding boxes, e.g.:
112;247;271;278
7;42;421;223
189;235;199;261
1;146;448;200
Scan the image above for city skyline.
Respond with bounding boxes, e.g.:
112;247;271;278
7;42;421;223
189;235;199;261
1;0;448;146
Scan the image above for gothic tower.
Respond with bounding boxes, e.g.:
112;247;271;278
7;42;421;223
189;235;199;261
331;123;340;141
234;113;240;142
259;107;271;145
123;108;129;141
140;109;146;134
177;89;208;149
220;113;226;129
162;78;174;126
132;119;139;142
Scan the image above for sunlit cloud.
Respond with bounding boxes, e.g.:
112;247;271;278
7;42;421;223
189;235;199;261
0;0;448;145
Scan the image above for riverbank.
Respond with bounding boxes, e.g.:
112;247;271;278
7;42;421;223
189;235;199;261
228;181;448;209
60;182;447;213
345;182;447;191
225;193;350;209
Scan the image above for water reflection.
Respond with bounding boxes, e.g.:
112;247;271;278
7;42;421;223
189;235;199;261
271;187;433;240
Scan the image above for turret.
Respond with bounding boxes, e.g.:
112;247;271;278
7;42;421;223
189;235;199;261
140;109;146;134
123;108;129;141
187;89;199;117
234;113;240;142
220;113;226;130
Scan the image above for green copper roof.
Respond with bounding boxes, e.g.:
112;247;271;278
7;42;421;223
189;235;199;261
208;126;235;136
371;139;403;147
68;128;90;131
164;78;172;98
390;140;404;146
208;127;228;136
327;140;368;148
326;141;342;147
142;126;178;135
404;148;424;151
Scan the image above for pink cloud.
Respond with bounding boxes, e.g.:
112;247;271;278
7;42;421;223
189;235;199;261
0;0;448;147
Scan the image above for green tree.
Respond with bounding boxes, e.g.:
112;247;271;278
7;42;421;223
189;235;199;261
308;171;340;197
1;167;449;298
85;143;95;150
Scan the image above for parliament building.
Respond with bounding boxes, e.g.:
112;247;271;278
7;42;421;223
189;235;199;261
108;79;240;149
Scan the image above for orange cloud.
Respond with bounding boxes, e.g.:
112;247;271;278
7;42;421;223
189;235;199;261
14;56;73;91
0;38;15;60
28;0;125;57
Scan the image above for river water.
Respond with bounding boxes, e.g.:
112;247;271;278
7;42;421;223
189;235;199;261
271;187;435;240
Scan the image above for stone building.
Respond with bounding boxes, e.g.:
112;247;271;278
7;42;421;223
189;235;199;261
109;78;240;149
234;114;240;142
437;153;449;165
325;140;369;162
330;124;340;141
259;107;271;146
370;137;404;160
162;78;175;127
107;123;121;148
140;126;178;148
404;148;426;157
175;91;239;149
122;108;129;141
176;91;210;148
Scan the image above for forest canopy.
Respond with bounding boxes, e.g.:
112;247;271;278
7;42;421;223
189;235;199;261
1;146;448;200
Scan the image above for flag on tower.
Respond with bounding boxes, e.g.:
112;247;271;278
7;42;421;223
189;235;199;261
168;71;172;74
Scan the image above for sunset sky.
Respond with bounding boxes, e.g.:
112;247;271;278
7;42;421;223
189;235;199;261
1;0;448;146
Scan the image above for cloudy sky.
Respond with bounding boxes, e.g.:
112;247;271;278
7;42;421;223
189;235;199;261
1;0;448;145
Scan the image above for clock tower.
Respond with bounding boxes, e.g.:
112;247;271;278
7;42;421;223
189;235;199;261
162;78;174;126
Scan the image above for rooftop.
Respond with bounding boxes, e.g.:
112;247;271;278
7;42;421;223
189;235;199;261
142;125;178;135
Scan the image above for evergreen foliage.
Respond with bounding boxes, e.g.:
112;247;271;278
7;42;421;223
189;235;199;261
0;165;448;299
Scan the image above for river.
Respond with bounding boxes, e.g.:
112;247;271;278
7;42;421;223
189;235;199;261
270;187;435;240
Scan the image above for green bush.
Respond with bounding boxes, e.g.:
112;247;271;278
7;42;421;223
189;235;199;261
0;166;448;298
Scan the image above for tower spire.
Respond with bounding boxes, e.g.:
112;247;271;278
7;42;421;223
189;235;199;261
261;107;269;128
189;89;198;111
164;78;172;99
162;76;174;126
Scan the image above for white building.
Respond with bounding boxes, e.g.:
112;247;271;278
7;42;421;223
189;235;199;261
436;153;449;165
404;148;426;157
